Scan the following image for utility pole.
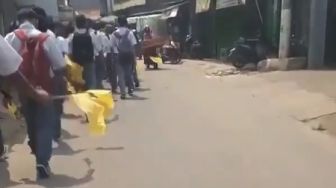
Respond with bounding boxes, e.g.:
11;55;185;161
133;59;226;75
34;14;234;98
278;0;291;59
307;0;328;69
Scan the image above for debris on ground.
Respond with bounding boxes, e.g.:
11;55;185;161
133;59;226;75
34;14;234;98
205;68;240;77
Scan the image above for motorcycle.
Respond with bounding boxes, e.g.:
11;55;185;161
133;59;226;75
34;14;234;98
162;41;182;64
228;37;267;69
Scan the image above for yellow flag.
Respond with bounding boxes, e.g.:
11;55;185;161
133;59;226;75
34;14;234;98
7;103;19;120
65;55;85;85
71;90;115;135
150;56;163;64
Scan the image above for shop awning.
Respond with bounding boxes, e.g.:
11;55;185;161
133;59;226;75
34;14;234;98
216;0;246;10
161;7;179;19
113;0;146;11
127;14;163;24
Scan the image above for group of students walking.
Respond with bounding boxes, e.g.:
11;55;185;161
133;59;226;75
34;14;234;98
68;15;140;99
0;6;140;180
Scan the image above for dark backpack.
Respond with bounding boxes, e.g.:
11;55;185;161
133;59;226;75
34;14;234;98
72;30;94;64
114;30;133;54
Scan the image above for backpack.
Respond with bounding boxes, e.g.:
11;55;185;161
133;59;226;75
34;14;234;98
114;30;133;54
14;29;53;93
72;30;94;64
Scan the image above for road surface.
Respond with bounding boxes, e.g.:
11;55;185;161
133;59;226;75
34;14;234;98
2;60;336;188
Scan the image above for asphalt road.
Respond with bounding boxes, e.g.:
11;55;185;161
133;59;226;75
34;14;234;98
2;60;336;188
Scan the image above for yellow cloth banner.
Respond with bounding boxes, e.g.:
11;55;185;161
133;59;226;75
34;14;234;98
7;103;20;120
65;55;85;86
150;56;163;64
71;90;115;136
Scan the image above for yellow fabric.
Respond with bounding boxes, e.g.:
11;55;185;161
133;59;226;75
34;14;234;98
65;55;85;86
7;103;19;120
71;90;114;135
87;90;115;118
150;56;163;64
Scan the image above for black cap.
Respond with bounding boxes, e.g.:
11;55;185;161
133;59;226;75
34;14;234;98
17;8;39;21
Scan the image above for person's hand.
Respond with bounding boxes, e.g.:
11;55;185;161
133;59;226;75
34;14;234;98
34;88;51;105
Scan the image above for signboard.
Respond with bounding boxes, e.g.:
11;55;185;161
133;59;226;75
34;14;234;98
216;0;245;10
113;0;146;11
195;0;211;13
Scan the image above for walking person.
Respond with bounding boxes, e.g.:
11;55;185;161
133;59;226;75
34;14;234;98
68;15;96;90
33;7;67;148
131;29;140;88
0;87;13;161
5;8;65;179
0;34;51;162
0;129;7;161
93;22;106;89
111;16;138;99
105;24;118;92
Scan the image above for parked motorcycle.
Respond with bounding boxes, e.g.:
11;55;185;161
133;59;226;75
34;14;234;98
228;37;267;69
162;42;182;64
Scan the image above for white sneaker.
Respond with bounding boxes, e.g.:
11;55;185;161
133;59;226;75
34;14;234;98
52;140;59;149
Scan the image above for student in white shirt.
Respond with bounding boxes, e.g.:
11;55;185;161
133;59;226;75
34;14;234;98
0;34;50;161
111;16;137;99
0;35;50;102
68;15;98;89
105;24;118;92
5;8;65;179
93;23;107;89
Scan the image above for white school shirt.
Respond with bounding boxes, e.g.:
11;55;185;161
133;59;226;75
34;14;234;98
5;22;65;71
102;33;112;55
56;36;69;55
111;27;137;54
0;35;22;76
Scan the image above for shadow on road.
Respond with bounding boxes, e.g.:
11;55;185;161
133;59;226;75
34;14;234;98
95;146;124;151
106;114;119;124
20;158;95;188
61;129;80;140
146;67;174;71
134;87;151;92
62;113;82;120
126;94;148;101
53;140;85;156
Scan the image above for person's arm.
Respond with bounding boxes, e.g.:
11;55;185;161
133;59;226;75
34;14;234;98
7;71;50;104
43;38;67;95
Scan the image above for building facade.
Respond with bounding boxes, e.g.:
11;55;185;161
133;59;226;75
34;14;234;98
0;0;17;34
16;0;59;20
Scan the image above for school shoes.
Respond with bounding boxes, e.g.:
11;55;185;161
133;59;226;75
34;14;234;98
36;164;51;179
